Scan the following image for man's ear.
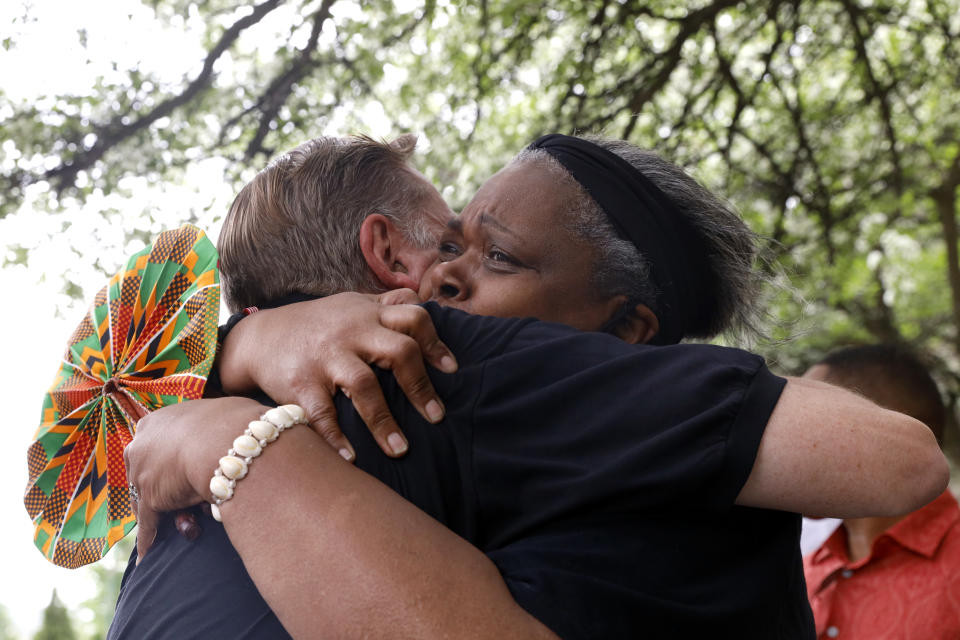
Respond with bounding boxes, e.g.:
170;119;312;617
611;303;660;345
358;214;420;291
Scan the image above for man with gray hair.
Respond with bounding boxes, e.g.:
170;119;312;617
219;134;444;308
215;133;458;459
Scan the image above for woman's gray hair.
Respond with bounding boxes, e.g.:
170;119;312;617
510;136;762;341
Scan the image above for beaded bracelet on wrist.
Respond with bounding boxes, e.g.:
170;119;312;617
209;404;307;522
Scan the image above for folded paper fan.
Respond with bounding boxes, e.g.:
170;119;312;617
24;224;220;568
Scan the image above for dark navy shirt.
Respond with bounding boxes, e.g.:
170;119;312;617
109;304;813;639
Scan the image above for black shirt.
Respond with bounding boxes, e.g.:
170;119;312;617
109;304;813;639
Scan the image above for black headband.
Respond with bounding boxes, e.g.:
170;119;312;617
528;134;713;345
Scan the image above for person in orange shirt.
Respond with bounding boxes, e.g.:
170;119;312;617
803;344;960;639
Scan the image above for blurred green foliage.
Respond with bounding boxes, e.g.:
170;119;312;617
0;604;20;640
2;0;959;453
33;592;76;640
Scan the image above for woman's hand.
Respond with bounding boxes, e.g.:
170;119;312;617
217;291;458;461
125;397;267;561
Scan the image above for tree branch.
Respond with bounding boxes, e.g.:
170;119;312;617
244;0;335;159
618;0;746;139
41;0;286;192
931;148;960;352
840;0;905;203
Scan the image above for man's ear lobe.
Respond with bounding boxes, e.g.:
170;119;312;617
612;304;660;345
358;214;419;291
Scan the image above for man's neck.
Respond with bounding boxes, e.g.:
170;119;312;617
842;515;905;563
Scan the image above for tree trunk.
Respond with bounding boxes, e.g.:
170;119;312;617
933;183;960;353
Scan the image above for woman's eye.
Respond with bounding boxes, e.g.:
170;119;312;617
438;241;461;260
487;248;516;264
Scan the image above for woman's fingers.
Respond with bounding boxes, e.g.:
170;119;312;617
312;298;455;457
136;507;160;564
126;414;175;562
125;399;263;556
380;303;457;370
293;385;357;462
376;295;458;375
374;308;455;434
218;293;457;460
377;288;422;306
333;359;408;457
363;327;446;428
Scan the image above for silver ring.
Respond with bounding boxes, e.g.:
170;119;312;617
128;482;140;504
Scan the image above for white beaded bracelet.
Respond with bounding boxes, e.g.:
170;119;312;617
209;404;307;522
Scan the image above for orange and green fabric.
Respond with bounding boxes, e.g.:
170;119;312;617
24;224;220;569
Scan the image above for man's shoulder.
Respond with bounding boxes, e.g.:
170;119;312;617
422;303;775;404
425;302;761;357
420;303;542;363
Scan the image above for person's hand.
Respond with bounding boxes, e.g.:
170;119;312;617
217;291;458;461
125;397;267;562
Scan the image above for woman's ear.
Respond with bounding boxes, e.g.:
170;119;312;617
612;304;660;345
358;214;420;290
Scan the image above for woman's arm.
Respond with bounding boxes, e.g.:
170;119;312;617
736;376;948;517
216;294;948;519
218;292;458;461
126;398;557;640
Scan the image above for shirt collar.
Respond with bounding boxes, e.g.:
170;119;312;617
883;489;959;558
810;489;958;566
810;524;849;566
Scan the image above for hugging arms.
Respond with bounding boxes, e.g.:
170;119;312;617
115;134;947;639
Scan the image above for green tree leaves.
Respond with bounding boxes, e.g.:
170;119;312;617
2;0;958;444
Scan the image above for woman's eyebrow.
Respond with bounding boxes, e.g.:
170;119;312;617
445;218;463;233
479;213;518;237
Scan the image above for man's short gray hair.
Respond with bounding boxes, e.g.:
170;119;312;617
510;136;761;340
219;134;436;312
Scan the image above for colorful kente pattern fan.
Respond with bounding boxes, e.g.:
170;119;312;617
24;224;220;568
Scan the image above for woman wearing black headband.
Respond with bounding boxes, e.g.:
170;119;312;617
120;134;944;639
421;133;759;347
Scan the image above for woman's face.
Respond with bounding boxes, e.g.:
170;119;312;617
418;162;625;331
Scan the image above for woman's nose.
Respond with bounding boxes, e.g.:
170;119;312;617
430;261;469;301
